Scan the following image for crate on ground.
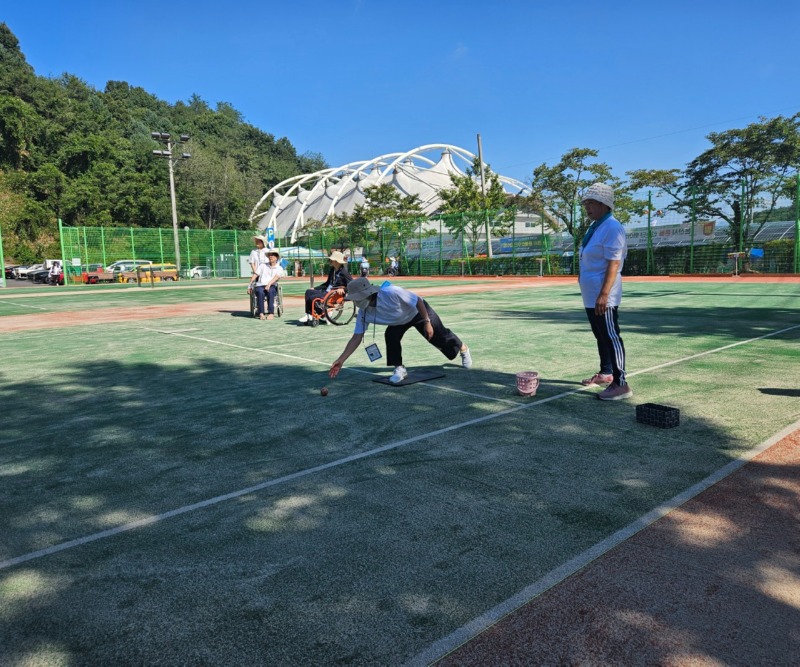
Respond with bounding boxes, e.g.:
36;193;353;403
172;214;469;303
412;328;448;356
636;403;680;429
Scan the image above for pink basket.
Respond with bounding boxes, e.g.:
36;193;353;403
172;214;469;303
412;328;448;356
516;371;540;397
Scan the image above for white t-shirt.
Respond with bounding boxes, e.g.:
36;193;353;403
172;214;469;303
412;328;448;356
579;213;627;308
254;262;285;287
353;285;419;335
249;248;267;270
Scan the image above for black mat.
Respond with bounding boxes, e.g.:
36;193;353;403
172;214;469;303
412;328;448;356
373;370;445;386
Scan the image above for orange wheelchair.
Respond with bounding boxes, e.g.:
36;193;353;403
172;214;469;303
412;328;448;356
309;290;356;327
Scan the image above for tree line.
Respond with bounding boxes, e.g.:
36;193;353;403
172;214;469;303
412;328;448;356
0;23;325;262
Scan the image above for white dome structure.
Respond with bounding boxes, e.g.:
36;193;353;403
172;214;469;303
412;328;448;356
249;144;530;242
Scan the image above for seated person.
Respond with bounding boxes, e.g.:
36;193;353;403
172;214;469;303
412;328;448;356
299;251;353;324
248;248;285;320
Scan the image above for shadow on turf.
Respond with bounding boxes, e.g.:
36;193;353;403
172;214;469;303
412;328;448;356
0;356;792;665
758;387;800;397
495;303;800;340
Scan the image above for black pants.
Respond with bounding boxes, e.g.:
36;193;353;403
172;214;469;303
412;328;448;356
304;288;328;314
585;306;627;386
385;301;462;367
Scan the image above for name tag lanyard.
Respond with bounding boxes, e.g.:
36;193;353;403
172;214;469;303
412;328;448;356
364;299;382;362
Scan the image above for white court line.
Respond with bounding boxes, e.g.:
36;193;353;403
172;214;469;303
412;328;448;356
0;301;47;310
405;416;800;667
2;322;798;572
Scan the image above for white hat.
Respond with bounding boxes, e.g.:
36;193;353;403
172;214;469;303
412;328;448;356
328;250;347;264
252;234;267;244
265;247;281;258
581;183;615;210
344;277;379;302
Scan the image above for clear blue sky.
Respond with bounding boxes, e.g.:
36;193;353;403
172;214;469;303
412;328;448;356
4;0;799;184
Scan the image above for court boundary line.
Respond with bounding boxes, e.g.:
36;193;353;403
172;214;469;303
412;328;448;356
405;416;800;667
1;322;798;572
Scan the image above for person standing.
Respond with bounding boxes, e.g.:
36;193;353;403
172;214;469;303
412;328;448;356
249;235;268;275
328;278;472;383
300;251;353;324
579;183;632;400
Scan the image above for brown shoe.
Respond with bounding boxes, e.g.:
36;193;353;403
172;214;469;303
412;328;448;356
597;382;633;401
582;373;613;386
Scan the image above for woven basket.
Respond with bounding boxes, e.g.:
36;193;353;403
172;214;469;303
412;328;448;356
516;371;539;397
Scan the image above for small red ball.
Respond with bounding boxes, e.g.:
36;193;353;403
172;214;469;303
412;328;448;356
320;387;328;396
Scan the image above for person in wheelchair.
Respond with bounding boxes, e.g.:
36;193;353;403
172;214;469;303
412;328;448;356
248;248;285;320
299;250;353;324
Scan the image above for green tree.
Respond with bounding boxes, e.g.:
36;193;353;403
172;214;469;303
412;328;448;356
439;156;514;256
628;115;800;250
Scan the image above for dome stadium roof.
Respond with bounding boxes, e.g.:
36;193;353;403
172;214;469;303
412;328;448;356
249;144;530;242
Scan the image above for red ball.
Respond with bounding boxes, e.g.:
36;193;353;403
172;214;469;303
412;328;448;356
320;387;328;396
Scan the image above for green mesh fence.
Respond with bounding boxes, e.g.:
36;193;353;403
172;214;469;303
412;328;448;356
57;185;798;283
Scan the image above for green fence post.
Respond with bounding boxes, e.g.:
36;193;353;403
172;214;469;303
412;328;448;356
792;173;800;273
158;228;165;264
130;227;136;261
100;227;107;269
740;178;746;254
647;191;653;274
0;219;5;288
185;227;191;273
82;227;90;268
418;219;422;276
439;218;443;275
690;186;696;274
210;229;216;278
57;218;66;283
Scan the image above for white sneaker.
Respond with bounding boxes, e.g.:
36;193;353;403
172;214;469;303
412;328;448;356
299;313;310;323
389;366;408;384
460;347;473;369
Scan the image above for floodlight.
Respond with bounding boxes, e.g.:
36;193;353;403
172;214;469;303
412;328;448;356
180;134;190;142
182;153;191;159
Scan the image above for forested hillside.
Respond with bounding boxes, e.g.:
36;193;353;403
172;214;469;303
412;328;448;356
0;23;326;262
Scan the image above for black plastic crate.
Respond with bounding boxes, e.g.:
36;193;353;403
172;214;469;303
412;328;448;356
636;403;680;429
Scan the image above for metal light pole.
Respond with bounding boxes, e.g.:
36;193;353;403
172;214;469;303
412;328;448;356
151;132;191;274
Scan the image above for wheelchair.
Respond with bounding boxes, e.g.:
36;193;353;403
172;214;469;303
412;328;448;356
309;289;356;327
249;283;284;318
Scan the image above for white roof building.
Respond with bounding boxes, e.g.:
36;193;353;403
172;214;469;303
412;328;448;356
248;144;530;242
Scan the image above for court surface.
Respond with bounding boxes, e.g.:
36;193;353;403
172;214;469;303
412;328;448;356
1;276;798;665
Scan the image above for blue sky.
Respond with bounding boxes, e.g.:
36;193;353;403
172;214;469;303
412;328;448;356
4;0;799;184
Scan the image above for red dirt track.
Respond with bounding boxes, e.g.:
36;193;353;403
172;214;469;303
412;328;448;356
436;428;800;666
2;274;797;334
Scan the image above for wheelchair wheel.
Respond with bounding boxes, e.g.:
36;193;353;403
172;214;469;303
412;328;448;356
249;290;258;317
276;284;284;318
323;290;356;326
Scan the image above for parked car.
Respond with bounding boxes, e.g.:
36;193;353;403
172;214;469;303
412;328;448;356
105;259;152;274
17;263;44;279
30;268;51;283
189;266;211;279
4;265;21;279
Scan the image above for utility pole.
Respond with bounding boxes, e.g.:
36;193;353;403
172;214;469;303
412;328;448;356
151;132;191;274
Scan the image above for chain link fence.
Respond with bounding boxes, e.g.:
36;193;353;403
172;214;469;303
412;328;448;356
49;184;799;285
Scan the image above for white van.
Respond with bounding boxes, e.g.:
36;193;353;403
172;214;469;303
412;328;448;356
105;260;152;273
